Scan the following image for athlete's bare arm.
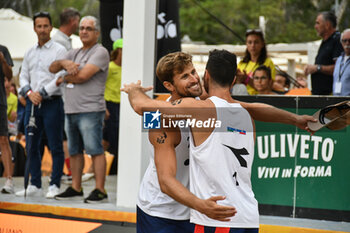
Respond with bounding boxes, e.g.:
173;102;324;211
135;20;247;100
122;81;316;133
150;129;237;221
122;80;217;146
121;80;208;116
238;101;316;132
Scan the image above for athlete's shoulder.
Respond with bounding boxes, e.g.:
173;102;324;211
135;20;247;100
149;128;181;147
169;97;209;107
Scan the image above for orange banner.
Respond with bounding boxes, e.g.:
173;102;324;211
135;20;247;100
0;213;101;233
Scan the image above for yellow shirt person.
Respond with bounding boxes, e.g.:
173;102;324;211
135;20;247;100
7;91;17;122
238;58;276;95
104;61;121;103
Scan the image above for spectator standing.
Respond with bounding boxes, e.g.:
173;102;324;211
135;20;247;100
103;38;123;174
52;7;80;181
0;44;14;194
304;11;343;95
237;29;276;95
333;29;350;96
52;8;80;51
16;12;66;198
5;78;17;122
5;77;18;135
253;65;276;95
50;16;110;203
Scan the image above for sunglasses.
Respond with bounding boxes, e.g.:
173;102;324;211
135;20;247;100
341;39;350;44
79;26;97;32
246;29;263;36
33;11;51;24
33;11;50;18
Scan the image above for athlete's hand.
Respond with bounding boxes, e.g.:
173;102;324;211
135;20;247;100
197;196;237;221
295;114;317;134
121;80;153;94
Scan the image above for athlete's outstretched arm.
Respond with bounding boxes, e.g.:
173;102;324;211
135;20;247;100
121;80;203;116
150;129;237;221
239;102;316;132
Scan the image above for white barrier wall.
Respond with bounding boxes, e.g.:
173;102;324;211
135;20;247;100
117;0;157;210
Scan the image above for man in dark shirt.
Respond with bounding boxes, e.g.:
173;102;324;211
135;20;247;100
0;44;14;193
304;11;343;95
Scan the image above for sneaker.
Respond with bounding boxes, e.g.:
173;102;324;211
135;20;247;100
54;187;83;201
46;184;60;199
61;175;72;185
15;185;43;197
1;178;14;194
82;173;94;182
84;189;108;203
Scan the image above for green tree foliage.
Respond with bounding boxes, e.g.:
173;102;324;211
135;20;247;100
3;0;99;29
3;0;348;44
179;0;347;45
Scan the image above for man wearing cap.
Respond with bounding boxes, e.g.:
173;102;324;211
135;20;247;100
102;39;122;172
333;29;350;96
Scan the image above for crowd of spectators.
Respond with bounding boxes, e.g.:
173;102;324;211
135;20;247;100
0;9;122;204
231;11;349;97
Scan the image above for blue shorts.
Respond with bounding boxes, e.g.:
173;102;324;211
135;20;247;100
137;206;194;233
194;224;259;233
65;112;105;156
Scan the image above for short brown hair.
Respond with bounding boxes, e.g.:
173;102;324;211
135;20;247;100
156;52;193;83
253;65;271;79
60;8;80;26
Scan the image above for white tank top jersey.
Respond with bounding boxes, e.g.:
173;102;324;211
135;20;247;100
189;96;259;228
137;97;192;220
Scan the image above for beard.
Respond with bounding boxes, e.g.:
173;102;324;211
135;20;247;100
175;83;202;98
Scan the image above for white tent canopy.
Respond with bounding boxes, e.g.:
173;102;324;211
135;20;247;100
0;8;82;75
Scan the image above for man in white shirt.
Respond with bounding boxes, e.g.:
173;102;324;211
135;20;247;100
52;8;80;51
16;12;66;199
52;7;80;184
